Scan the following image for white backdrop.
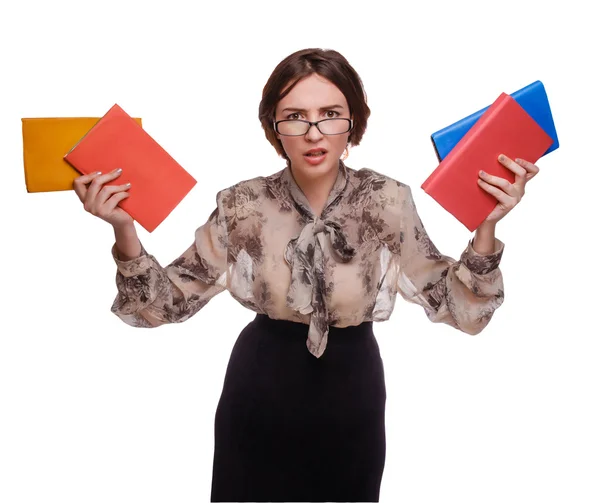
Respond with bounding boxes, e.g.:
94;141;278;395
1;1;598;502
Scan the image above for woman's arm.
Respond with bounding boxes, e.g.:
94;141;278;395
110;191;231;328
113;221;142;260
396;183;504;335
472;221;497;255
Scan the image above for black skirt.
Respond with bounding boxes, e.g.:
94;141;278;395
210;314;387;502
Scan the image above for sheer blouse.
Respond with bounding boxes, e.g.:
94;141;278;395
111;161;505;357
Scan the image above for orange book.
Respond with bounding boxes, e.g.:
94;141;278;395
421;92;553;232
64;104;197;233
22;116;142;192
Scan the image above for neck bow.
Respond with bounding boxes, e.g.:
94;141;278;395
281;162;356;357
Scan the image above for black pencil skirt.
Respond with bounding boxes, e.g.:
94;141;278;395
210;314;387;502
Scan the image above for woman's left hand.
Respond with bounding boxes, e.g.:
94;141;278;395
477;154;540;224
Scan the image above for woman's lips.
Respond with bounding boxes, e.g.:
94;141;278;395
303;151;327;165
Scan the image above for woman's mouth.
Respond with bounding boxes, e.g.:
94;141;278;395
303;149;328;165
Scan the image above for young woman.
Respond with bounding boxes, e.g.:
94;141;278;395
73;48;539;502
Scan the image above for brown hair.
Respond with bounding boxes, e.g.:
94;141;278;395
258;48;371;160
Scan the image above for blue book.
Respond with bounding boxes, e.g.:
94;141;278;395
431;80;559;162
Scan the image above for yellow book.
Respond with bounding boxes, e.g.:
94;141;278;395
22;116;142;192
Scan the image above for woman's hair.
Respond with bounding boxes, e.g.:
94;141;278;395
258;48;371;160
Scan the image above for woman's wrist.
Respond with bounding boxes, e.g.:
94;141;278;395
472;221;497;255
113;222;141;260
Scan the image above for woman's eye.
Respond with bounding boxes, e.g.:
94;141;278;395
287;113;301;120
325;110;340;118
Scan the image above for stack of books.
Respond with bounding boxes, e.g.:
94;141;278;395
422;81;559;231
22;105;196;233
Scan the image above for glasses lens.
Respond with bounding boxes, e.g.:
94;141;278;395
276;119;351;136
318;119;351;135
277;120;308;136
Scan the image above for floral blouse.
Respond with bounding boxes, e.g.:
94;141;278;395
111;161;505;358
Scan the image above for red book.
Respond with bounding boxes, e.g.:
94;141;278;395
421;92;553;232
64;104;196;233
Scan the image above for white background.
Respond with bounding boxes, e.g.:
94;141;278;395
1;0;598;502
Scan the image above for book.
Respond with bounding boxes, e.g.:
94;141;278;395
431;80;559;162
22;116;142;192
64;104;197;233
421;92;554;232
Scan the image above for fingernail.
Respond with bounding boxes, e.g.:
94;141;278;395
480;170;486;176
498;155;505;162
515;158;522;163
125;182;131;187
116;168;122;173
95;171;102;175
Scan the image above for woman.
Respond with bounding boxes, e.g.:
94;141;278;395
73;48;539;502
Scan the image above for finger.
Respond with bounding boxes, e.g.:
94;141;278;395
94;182;132;209
515;158;540;180
84;168;124;210
479;170;521;199
498;154;527;188
101;190;131;215
73;171;102;202
498;154;527;192
477;179;517;208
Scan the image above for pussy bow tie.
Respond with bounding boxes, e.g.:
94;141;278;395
282;163;355;357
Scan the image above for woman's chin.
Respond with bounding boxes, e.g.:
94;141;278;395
293;155;340;178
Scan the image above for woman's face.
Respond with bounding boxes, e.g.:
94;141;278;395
275;73;351;181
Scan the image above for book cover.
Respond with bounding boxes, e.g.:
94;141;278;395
431;81;559;162
421;92;554;232
22;116;142;193
64;104;196;233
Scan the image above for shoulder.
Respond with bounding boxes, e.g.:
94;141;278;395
346;165;414;207
348;165;410;189
213;169;291;233
215;168;285;211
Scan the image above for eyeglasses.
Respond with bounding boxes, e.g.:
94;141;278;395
273;118;353;136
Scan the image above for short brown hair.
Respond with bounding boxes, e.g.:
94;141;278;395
258;48;371;160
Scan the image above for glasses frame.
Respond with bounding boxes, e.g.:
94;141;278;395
273;118;353;136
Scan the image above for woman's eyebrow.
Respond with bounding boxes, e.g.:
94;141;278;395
281;104;345;113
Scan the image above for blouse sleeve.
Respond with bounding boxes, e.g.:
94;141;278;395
110;190;230;328
395;184;505;334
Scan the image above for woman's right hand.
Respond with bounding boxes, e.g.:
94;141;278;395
73;168;133;229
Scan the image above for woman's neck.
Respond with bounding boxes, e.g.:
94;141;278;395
290;163;339;218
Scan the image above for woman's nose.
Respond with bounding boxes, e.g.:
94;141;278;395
305;122;323;141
